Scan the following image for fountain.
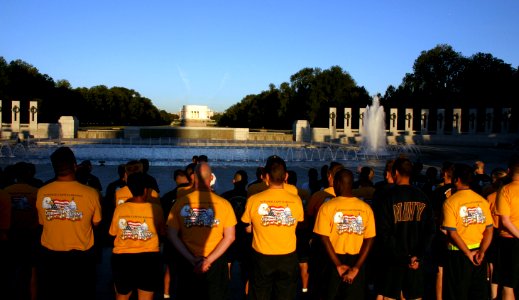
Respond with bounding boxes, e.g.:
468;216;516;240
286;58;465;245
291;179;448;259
362;95;387;154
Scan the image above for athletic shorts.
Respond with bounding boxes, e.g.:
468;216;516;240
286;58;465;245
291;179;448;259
323;253;364;300
499;237;519;290
442;249;488;300
296;229;312;263
111;252;162;295
377;258;424;299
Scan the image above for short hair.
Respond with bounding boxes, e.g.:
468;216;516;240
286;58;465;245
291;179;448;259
442;161;455;178
185;163;197;178
453;163;474;185
255;167;265;180
392;157;413;177
125;160;143;176
139;158;150;173
173;169;187;181
265;155;287;184
51;147;77;177
127;172;147;197
195;162;212;183
334;169;354;196
328;163;345;179
198;155;208;162
508;154;519;176
234;170;248;186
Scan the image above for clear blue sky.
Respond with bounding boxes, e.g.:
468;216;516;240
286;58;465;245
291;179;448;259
1;0;518;113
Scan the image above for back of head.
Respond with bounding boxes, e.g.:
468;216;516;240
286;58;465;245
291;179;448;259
234;170;248;188
198;155;208;163
287;170;297;186
14;162;31;183
453;163;474;186
51;147;77;177
139;158;150;173
392;157;413;178
174;169;187;181
185;162;197;181
117;164;126;178
127;172;147;197
334;169;354;196
328;163;345;179
125;160;144;176
508;154;519;177
265;155;287;185
442;161;455;179
195;162;213;188
255;167;264;180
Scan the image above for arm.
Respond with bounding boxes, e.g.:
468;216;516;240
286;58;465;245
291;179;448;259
167;227;198;266
320;235;348;277
501;215;519;239
198;225;236;273
343;237;374;283
475;225;493;264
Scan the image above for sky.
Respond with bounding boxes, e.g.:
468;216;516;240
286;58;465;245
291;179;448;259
1;1;518;114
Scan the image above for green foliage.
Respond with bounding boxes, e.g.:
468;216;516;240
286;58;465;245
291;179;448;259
0;57;171;125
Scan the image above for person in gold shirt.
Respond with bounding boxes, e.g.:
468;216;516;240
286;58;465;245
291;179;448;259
442;163;493;300
110;172;165;300
36;147;101;300
115;160;160;206
241;156;304;300
496;155;519;300
167;162;236;300
314;168;375;300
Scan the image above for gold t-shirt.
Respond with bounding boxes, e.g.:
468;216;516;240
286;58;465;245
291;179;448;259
115;185;160;206
314;196;376;255
442;189;493;247
110;202;164;254
167;190;237;257
306;187;335;218
37;181;102;251
241;188;304;255
496;181;519;237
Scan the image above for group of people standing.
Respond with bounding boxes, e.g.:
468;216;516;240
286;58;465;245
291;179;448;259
1;146;518;300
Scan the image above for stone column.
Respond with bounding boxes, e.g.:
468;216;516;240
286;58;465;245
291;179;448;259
344;108;352;136
11;100;21;133
420;109;429;134
359;108;366;135
452;108;462;135
389;108;398;135
468;108;477;134
29;100;38;133
405;108;413;135
485;108;493;134
293;120;311;143
58;116;78;139
437;109;445;135
501;108;512;134
329;107;337;139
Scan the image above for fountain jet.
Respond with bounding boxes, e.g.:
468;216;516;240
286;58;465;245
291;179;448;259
362;95;387;154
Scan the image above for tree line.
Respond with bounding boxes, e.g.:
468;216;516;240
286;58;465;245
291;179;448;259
0;57;175;125
217;44;519;131
1;44;518;130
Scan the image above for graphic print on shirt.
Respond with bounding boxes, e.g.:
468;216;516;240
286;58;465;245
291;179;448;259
41;196;82;221
118;218;153;240
333;212;365;235
180;205;220;228
459;205;486;227
258;203;296;226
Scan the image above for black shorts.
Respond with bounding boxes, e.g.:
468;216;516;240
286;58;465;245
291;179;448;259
499;237;519;290
323;253;364;300
250;250;299;300
442;250;488;300
111;252;162;294
296;229;312;263
377;257;424;299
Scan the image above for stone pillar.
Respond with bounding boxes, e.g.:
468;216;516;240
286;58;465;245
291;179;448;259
359;108;366;135
29;100;38;132
485;108;493;133
405;108;413;135
437;109;445;135
344;108;352;136
11;100;21;132
420;109;429;134
58;116;79;139
0;100;3;126
293;120;311;143
468;108;477;134
389;108;398;135
452;108;462;135
501;108;512;134
329;107;337;139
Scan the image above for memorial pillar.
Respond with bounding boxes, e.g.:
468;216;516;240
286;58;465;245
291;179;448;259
344;108;352;136
329;107;337;139
452;108;462;135
389;108;398;135
29;100;38;132
405;108;413;135
501;108;512;134
437;109;445;135
359;108;366;135
485;108;493;134
468;108;477;134
0;100;2;126
420;109;429;134
11;100;20;132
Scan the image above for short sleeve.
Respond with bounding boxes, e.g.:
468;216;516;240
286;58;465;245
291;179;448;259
364;206;376;239
222;200;237;228
313;203;332;236
241;197;253;224
496;186;511;217
442;199;457;231
166;201;181;230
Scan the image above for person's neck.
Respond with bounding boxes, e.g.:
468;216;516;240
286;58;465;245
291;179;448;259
268;182;284;189
56;174;75;182
127;196;146;203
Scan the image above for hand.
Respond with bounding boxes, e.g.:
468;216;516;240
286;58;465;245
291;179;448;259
336;264;349;277
408;256;420;270
194;257;212;274
466;250;480;266
342;267;359;284
473;250;485;266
